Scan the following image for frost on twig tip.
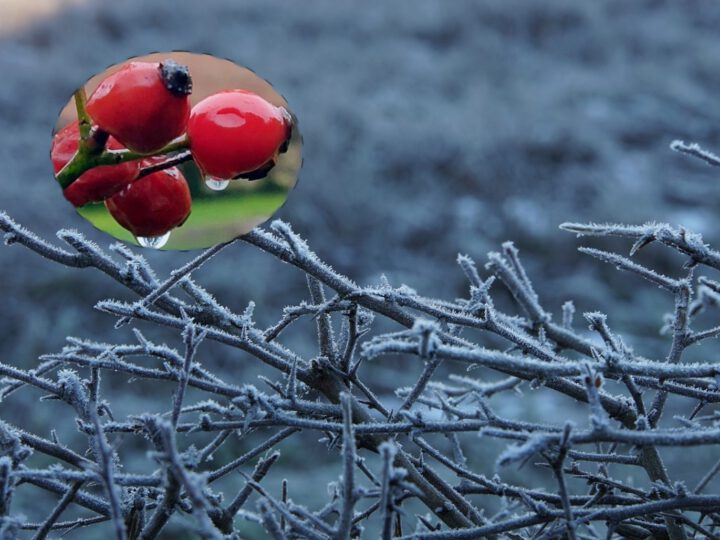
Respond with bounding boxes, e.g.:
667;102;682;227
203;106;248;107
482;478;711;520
270;220;312;261
670;140;720;167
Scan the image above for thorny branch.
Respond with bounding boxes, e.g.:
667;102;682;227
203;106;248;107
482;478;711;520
0;196;719;538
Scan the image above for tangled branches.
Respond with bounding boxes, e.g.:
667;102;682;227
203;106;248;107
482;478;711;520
0;206;719;539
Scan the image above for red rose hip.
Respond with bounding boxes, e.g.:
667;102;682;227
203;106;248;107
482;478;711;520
187;89;292;180
86;60;192;154
51;120;140;207
105;163;192;240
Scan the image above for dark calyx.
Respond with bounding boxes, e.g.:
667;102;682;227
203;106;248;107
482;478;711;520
235;160;276;181
159;60;193;96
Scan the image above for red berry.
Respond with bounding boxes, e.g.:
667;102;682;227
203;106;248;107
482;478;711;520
105;163;192;238
86;60;192;154
187;90;292;179
51;120;140;207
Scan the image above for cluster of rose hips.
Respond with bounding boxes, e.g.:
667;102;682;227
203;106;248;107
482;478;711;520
52;59;293;242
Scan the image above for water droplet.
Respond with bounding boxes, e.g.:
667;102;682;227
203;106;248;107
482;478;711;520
136;231;171;249
205;177;230;191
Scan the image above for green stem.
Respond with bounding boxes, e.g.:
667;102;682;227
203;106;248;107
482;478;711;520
57;88;191;189
74;88;92;142
56;134;190;189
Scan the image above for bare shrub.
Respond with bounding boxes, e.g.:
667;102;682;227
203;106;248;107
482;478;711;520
0;143;718;539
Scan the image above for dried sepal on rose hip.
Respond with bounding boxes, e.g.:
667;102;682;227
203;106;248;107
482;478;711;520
51;120;140;207
187;89;292;180
86;60;192;154
105;161;192;239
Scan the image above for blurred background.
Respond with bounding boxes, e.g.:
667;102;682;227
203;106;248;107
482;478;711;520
1;0;720;537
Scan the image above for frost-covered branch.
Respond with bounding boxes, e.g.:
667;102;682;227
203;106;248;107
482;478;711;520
0;212;718;539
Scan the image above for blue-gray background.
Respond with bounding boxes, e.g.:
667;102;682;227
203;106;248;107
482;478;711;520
1;1;719;537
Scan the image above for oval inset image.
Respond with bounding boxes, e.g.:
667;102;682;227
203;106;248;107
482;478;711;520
52;52;301;250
